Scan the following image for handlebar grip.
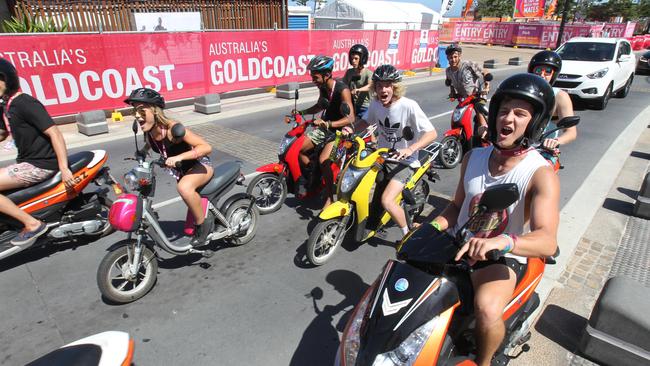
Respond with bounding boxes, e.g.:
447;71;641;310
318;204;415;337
486;249;501;261
175;161;183;169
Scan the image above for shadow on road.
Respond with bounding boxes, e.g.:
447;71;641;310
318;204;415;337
0;238;98;273
617;187;639;201
630;150;650;160
534;304;586;353
289;270;369;366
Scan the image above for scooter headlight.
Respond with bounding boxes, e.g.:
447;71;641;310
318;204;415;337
372;316;440;366
340;166;369;194
452;106;468;122
278;136;297;156
123;171;139;191
341;285;374;366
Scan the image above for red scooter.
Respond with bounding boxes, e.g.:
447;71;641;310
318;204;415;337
247;91;365;215
439;75;492;169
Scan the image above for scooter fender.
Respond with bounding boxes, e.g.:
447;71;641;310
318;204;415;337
219;193;256;215
318;201;352;220
255;163;284;174
444;127;463;137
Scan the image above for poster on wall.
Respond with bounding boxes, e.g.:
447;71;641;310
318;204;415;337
513;0;546;19
387;30;401;54
133;12;202;32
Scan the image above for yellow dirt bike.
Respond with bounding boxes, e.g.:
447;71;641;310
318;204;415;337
306;127;441;266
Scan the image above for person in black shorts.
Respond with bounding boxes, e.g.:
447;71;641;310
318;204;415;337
0;58;75;246
125;88;214;247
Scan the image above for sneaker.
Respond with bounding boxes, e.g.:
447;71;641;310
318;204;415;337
190;222;210;247
11;222;47;246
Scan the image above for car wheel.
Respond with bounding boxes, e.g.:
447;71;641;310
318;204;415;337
614;74;633;98
594;83;612;110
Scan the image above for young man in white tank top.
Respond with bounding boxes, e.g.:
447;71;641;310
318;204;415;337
429;74;560;366
528;51;577;150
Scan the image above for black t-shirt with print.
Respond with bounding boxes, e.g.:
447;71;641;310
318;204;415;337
1;94;58;170
319;80;349;126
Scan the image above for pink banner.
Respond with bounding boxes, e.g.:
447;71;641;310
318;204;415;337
450;21;515;45
603;22;636;38
0;30;439;117
514;0;545;19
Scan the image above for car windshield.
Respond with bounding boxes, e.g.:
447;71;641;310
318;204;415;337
557;42;616;62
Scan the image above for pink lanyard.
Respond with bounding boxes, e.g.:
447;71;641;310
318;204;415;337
150;126;168;158
1;95;17;136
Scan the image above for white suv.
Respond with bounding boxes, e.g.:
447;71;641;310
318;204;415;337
555;37;635;110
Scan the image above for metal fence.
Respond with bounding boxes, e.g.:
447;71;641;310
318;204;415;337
12;0;286;32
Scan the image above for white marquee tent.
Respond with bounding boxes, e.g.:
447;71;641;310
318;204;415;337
314;0;441;30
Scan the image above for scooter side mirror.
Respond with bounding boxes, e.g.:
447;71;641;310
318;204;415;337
294;89;299;100
484;73;494;82
541;115;580;140
445;78;452;87
131;120;139;134
310;287;323;300
317;97;330;110
402;126;415;141
171;123;186;140
477;183;519;213
556;115;580;129
340;103;351;117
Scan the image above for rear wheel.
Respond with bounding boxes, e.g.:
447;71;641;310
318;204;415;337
246;173;287;215
97;241;158;304
439;136;463;169
225;198;259;246
407;180;430;224
306;218;346;266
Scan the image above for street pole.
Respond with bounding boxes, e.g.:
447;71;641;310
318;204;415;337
556;0;571;49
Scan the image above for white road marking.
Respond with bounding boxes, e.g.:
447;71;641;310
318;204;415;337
428;111;453;121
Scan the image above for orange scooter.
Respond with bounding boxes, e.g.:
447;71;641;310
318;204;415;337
336;184;550;366
0;150;119;261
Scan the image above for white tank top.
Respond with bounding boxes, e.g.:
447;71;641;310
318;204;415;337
451;146;549;264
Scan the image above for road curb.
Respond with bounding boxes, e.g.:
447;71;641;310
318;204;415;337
532;103;650;321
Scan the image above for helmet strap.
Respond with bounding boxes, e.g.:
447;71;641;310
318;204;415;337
493;136;532;157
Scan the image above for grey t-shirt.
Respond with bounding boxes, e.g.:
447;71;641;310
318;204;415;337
446;60;484;98
343;68;372;112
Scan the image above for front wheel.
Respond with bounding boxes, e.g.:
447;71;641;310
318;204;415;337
594;83;612;110
439;136;463;169
246;173;287;215
307;218;346;266
225;198;259;246
615;74;633;98
96;241;158;304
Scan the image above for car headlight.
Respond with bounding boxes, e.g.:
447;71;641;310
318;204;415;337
278;136;296;155
452;106;468;122
340;166;369;194
372;316;440;366
123;171;139;191
586;68;609;79
341;286;374;366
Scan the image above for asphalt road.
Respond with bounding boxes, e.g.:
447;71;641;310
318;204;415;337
1;69;649;366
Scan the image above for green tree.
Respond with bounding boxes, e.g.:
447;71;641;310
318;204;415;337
294;0;309;5
638;0;650;17
475;0;514;18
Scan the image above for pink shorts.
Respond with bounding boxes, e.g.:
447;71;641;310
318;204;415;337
6;162;55;187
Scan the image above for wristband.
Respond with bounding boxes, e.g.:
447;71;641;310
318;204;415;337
500;233;514;254
327;121;332;129
431;221;442;231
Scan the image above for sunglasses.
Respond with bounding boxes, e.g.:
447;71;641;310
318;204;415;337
533;66;555;76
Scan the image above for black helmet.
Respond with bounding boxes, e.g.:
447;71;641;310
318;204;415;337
349;44;369;65
0;58;20;98
528;51;562;85
445;44;462;56
307;55;334;74
372;64;402;82
124;87;165;108
487;73;555;148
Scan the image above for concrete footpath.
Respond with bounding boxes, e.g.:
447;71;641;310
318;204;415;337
0;44;538;163
514;108;650;365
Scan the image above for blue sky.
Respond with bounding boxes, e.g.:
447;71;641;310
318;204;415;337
289;0;465;18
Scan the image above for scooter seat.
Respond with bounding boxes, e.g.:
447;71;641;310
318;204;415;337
198;162;240;199
5;151;95;205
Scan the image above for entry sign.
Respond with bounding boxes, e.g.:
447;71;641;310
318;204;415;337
388;30;401;54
